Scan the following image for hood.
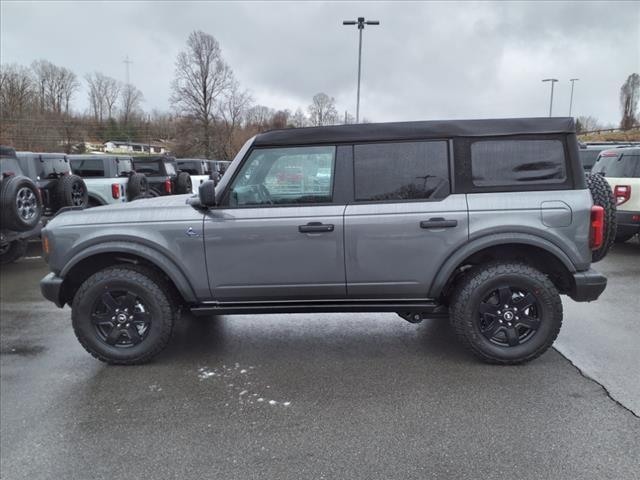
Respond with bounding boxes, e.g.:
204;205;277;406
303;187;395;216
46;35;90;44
46;194;199;228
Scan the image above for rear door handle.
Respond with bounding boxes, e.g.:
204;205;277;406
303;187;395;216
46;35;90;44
420;218;458;229
299;222;334;233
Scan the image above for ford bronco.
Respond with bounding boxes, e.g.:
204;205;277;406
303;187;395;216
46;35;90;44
39;118;614;365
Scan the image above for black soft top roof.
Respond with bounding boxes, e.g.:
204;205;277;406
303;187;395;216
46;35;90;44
254;117;576;147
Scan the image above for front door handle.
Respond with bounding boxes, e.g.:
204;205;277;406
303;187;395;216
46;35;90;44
420;218;458;229
299;222;334;233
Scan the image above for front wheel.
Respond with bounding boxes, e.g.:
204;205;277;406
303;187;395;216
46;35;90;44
449;262;562;364
72;265;175;364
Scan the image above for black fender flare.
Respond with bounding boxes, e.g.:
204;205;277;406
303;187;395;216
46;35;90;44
87;193;107;206
427;232;577;298
60;240;198;303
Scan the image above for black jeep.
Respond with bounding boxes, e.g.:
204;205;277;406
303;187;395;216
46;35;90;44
132;156;192;196
0;146;43;263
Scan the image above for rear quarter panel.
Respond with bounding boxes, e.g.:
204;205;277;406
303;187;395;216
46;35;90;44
467;189;592;270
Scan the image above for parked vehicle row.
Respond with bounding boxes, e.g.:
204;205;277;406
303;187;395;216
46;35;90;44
1;147;91;264
1;146;232;263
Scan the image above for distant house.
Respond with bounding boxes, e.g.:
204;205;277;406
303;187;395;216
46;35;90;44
104;141;166;154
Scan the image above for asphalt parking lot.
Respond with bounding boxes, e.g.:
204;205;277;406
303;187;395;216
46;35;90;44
1;241;639;480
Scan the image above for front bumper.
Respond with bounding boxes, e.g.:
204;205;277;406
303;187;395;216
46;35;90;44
615;210;640;237
40;273;65;308
569;269;607;302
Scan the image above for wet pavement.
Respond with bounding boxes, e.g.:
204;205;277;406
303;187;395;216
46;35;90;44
1;243;639;479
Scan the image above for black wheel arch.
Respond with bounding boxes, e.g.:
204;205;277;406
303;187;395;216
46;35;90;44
430;233;577;301
58;242;198;307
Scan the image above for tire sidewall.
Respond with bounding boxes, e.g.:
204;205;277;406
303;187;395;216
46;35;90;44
72;272;171;363
1;176;42;231
459;271;561;362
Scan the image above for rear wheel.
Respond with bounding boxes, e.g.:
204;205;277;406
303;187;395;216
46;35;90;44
72;265;175;365
450;262;562;364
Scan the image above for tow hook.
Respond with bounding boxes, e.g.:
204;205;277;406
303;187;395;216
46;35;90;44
398;312;424;324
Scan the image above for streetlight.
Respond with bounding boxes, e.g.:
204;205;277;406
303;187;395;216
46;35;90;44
569;78;579;116
343;17;380;123
542;78;558;117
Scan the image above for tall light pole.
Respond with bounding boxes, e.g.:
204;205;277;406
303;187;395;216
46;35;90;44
542;78;558;117
569;78;579;116
343;17;379;123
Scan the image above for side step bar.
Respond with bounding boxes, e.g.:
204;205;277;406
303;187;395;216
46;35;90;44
190;299;448;317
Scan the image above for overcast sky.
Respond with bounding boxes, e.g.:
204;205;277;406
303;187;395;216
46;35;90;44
2;1;638;125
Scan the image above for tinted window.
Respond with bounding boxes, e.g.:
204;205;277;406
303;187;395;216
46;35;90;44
471;139;566;187
592;154;640;178
134;162;161;175
229;146;335;206
70;158;104;177
354;141;450;201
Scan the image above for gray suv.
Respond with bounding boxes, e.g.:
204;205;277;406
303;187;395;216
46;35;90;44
39;118;613;365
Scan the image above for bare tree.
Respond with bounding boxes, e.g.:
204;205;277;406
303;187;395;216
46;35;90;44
120;83;144;126
85;72;107;123
576;115;602;133
291;108;308;128
0;64;33;118
103;76;121;120
308;93;338;126
217;79;252;158
171;30;232;158
31;60;78;114
85;72;120;122
620;73;640;130
245;105;272;130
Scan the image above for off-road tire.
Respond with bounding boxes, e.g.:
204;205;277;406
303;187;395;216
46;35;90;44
56;174;88;210
0;175;42;231
126;173;148;200
72;265;175;365
176;172;192;194
0;239;28;265
586;173;616;262
450;262;563;365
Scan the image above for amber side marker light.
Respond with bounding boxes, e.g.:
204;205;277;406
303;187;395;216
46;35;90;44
42;235;50;256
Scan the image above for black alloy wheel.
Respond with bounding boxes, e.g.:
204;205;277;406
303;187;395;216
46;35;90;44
71;181;86;207
91;290;151;347
477;286;540;347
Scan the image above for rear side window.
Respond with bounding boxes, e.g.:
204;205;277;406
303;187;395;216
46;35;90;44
354;141;450;201
471;139;566;187
592;154;640;178
70;159;104;177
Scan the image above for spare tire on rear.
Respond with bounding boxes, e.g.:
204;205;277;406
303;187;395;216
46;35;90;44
175;172;192;194
0;175;42;231
126;173;148;200
586;173;616;263
56;174;88;210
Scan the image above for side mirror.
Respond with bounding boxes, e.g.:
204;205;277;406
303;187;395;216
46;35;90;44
199;179;217;207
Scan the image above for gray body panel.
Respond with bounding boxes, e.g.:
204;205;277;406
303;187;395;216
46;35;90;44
466;189;592;271
204;205;346;301
44;195;210;301
344;195;469;298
